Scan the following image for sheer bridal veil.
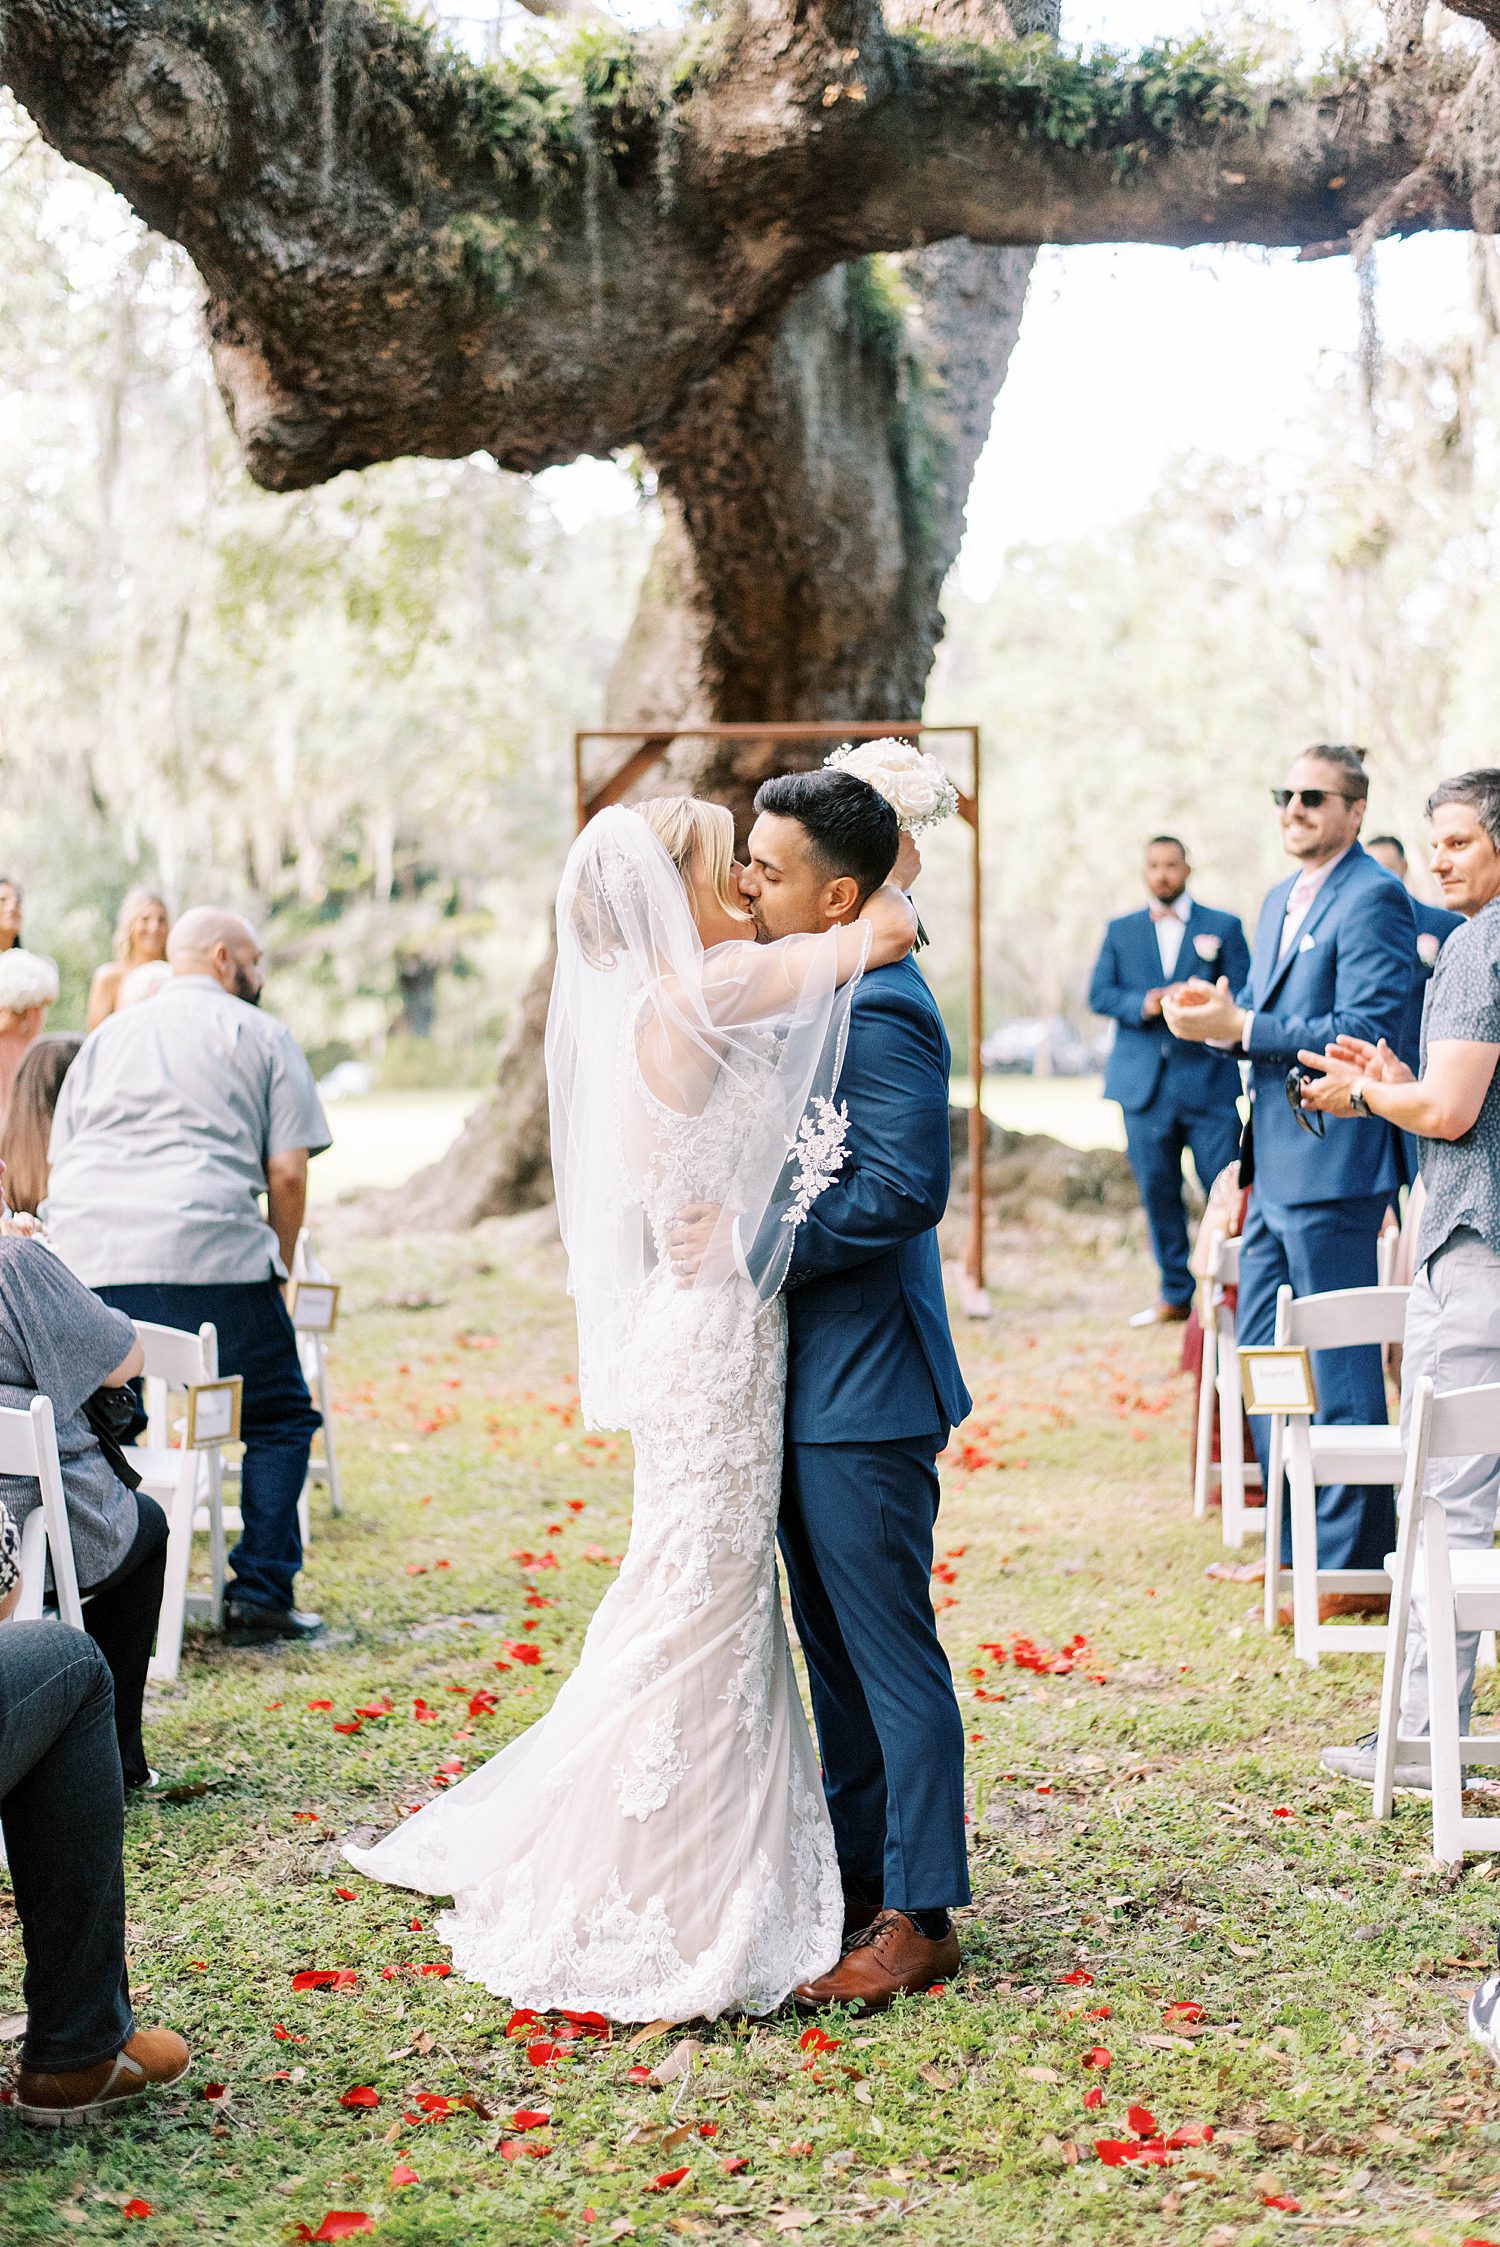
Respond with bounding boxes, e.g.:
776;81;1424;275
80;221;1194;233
546;806;863;1429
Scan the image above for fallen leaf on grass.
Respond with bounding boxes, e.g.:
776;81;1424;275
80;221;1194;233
624;2020;677;2052
916;2065;953;2091
649;2038;703;2087
1018;2067;1061;2085
771;2214;820;2234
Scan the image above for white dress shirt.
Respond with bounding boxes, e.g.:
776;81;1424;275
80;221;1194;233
1151;892;1192;980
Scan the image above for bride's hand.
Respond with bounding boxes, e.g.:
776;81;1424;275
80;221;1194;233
858;882;919;968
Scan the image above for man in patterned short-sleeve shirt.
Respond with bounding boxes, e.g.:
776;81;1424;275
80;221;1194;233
1296;769;1500;1788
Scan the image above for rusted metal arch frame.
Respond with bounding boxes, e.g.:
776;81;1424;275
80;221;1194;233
573;721;990;1314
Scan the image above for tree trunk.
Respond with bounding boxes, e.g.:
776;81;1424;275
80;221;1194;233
396;3;1040;1226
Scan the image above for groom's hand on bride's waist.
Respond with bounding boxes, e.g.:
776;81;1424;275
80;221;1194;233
668;1200;735;1283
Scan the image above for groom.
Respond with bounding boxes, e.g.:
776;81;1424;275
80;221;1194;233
671;767;972;2009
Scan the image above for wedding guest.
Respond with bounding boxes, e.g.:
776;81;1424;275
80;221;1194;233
0;949;60;1122
1367;833;1463;1185
0;1034;82;1216
1166;746;1413;1620
44;907;331;1644
0;878;24;954
1301;772;1500;1787
87;890;170;1032
0;1504;189;2124
0;1233;165;1785
1089;835;1250;1326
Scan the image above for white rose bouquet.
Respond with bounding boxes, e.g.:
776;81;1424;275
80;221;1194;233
824;737;959;836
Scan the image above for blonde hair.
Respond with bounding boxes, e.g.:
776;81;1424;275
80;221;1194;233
637;797;741;929
113;888;169;967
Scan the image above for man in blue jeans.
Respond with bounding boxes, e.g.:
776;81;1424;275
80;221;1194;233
0;1495;188;2121
44;907;330;1642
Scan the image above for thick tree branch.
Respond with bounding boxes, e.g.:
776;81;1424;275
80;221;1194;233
1;0;1480;492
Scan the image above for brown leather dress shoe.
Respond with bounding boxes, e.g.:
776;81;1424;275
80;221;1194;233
842;1892;882;1945
1205;1557;1265;1584
1277;1590;1391;1629
794;1910;959;2013
1128;1301;1192;1328
13;2027;190;2126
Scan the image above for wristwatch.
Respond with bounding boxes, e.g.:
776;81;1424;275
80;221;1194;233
1349;1082;1371;1118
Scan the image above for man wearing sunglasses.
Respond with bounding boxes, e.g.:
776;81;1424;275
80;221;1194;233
1165;746;1414;1618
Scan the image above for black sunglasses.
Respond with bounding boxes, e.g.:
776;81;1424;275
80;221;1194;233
1284;1064;1326;1138
1271;787;1360;810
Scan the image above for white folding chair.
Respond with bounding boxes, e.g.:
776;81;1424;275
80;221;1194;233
1192;1235;1264;1545
125;1320;229;1682
292;1226;341;1522
0;1396;83;1630
1373;1376;1500;1861
1260;1283;1409;1662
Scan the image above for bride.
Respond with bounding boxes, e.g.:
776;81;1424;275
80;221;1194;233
347;797;917;2022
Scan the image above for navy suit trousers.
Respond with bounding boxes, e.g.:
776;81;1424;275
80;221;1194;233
1123;1100;1243;1307
778;1435;970;1913
1236;1193;1396;1570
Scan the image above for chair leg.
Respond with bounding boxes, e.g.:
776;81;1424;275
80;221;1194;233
1218;1323;1247;1549
1372;1540;1416;1822
205;1453;228;1628
148;1469;198;1684
1289;1448;1321;1666
1261;1415;1285;1634
1193;1299;1216;1521
1424;1499;1467;1863
317;1343;341;1517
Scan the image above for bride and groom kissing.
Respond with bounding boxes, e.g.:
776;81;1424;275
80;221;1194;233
348;765;974;2022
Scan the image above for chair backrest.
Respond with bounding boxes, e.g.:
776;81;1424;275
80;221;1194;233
1427;1379;1500;1463
294;1227;332;1286
0;1395;84;1629
135;1322;218;1450
1212;1233;1242;1286
1278;1285;1411;1352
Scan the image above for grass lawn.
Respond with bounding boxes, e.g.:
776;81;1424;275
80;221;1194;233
3;1209;1499;2245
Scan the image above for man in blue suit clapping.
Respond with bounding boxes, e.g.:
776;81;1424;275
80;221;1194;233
1166;746;1414;1612
1089;836;1250;1326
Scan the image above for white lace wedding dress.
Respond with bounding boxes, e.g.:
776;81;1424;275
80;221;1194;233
345;1035;845;2021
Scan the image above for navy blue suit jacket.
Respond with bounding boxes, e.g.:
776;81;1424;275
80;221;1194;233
781;958;971;1447
1239;843;1414;1206
1090;901;1250;1114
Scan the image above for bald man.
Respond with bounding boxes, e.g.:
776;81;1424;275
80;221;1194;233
44;907;331;1642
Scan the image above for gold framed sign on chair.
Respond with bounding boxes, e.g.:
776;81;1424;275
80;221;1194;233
1237;1347;1318;1418
287;1279;341;1334
185;1376;244;1449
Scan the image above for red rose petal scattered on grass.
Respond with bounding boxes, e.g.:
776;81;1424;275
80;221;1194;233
698;2122;718;2138
720;2155;748;2175
561;2009;610;2039
645;2168;690;2193
498;2138;552;2161
1127;2105;1157;2138
296;2216;375;2242
526;2041;560;2067
418;1963;451;1978
1263;2195;1301;2212
1271;1806;1294;1819
1085;2005;1112;2020
306;1699;334;1712
293;1811;319;1822
799;2027;840;2055
505;1643;543;1666
271;2024;307;2043
1094;2140;1131;2167
504;2009;542;2037
202;2083;228;2102
511;2109;550;2131
291;1969;359;1992
1165;2124;1214;2148
334;1888;355;1902
1058;1971;1094;1987
339;2086;380;2109
391;2165;419;2188
1083;2087;1104;2112
627;2065;653;2084
1081;2047;1111;2070
123;2201;152;2220
1162;2001;1204;2025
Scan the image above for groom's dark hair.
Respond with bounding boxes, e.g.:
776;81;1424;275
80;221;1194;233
753;769;899;898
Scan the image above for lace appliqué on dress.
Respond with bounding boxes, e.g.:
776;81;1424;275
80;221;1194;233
615;1704;690;1822
781;1096;850;1227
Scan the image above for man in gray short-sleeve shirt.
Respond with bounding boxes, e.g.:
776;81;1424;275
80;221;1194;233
45;908;332;1640
1298;771;1500;1786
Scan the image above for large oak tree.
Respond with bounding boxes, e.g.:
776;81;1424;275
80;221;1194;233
5;0;1494;1217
